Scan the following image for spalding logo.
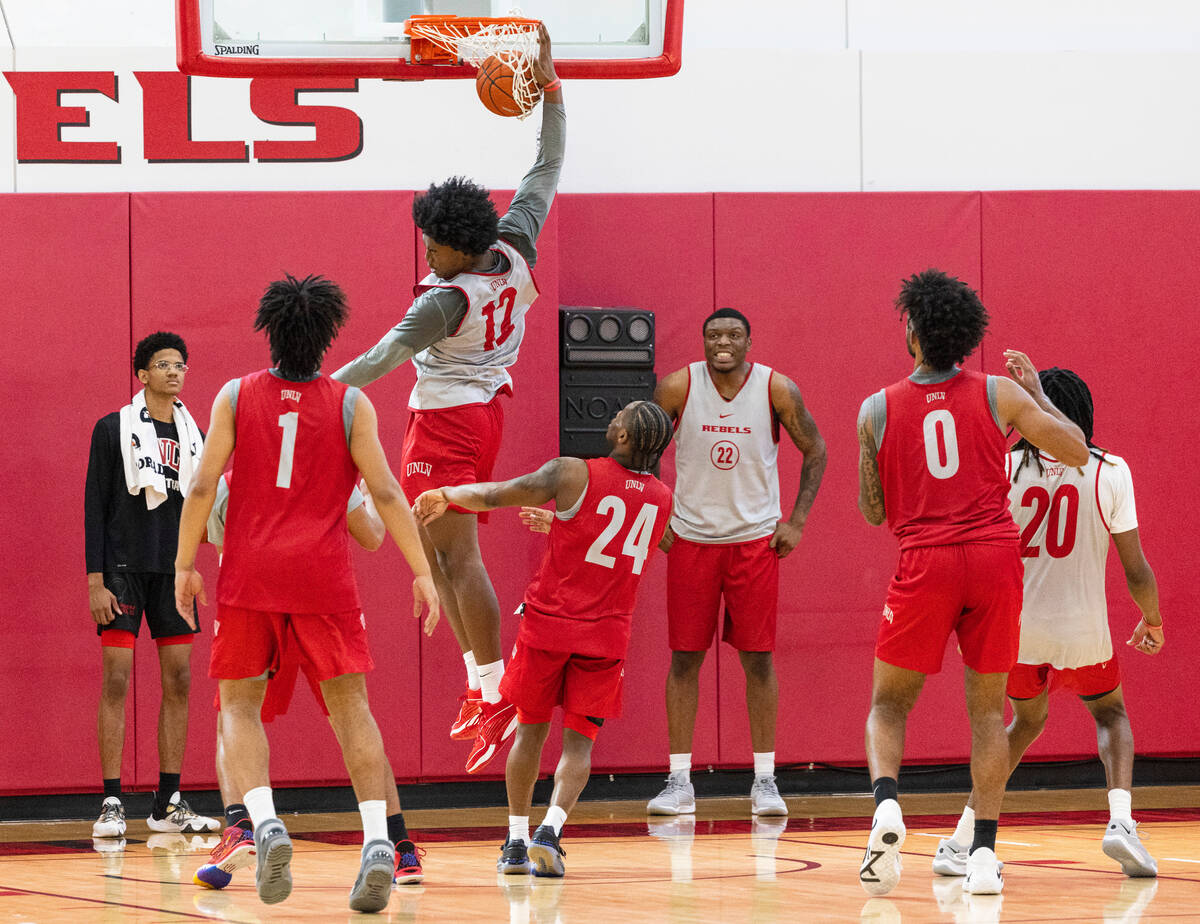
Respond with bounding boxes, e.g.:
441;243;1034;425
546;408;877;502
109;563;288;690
214;43;261;56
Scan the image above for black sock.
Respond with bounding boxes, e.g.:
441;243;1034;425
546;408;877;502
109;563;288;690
225;803;252;831
387;812;409;845
872;777;899;807
154;773;181;815
103;778;122;800
971;819;998;853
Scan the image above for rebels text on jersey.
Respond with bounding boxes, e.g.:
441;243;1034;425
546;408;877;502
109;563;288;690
521;457;673;659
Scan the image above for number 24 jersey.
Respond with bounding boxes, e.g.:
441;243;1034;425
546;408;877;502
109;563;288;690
521;457;673;659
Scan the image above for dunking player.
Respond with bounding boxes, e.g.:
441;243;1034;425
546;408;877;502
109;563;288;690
647;308;827;817
174;274;438;913
935;364;1163;880
855;270;1088;896
85;331;218;839
333;25;564;774
193;479;426;890
413;402;674;877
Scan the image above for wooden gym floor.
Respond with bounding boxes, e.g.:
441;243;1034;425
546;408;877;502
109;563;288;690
2;786;1198;922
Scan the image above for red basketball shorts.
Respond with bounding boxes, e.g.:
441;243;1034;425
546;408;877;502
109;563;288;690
212;638;330;722
1007;657;1121;700
667;536;779;652
875;541;1023;675
209;604;374;684
499;638;624;740
401;397;504;523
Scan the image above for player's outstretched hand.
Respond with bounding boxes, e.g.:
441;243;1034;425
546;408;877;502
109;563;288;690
532;22;558;89
769;520;803;559
174;569;205;630
1003;350;1045;398
412;574;440;636
412;489;449;525
1126;617;1164;655
519;506;553;534
89;581;121;626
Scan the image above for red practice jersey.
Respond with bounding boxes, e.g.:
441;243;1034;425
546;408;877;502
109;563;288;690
521;457;673;659
218;370;361;613
877;369;1017;549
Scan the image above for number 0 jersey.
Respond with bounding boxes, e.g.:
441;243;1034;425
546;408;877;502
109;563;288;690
217;370;362;613
1008;448;1138;669
875;368;1018;550
521;457;673;659
409;238;539;411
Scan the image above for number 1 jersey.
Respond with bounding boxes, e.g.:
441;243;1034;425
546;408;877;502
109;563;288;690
876;368;1017;550
217;370;362;613
521;457;673;659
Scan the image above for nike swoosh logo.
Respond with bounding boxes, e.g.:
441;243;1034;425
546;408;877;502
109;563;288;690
719;413;734;419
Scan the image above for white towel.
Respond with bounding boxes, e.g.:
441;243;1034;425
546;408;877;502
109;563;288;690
118;389;205;510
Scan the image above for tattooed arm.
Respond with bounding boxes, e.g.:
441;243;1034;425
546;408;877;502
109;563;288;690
768;371;827;557
857;397;886;526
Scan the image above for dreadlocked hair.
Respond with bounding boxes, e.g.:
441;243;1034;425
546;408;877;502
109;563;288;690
626;401;674;473
254;274;348;381
1012;366;1108;482
897;269;989;372
412;176;498;256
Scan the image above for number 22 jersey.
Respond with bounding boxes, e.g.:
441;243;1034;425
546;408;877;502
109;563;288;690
521;457;673;659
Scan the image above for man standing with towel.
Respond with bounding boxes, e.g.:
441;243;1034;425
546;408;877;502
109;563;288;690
85;331;218;840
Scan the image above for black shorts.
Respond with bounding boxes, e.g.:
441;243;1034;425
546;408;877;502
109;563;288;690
97;572;199;639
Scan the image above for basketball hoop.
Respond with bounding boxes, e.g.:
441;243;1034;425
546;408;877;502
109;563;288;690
405;14;542;118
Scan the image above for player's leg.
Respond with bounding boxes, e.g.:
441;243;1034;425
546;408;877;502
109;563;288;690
739;651;787;815
194;710;256;890
529;724;595;878
962;666;1010;893
649;649;706;814
95;637;134;837
421;526;483;740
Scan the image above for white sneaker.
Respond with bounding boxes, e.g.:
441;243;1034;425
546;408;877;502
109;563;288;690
93;797;126;837
1102;820;1157;877
750;775;788;816
963;846;1004;895
647;774;696;815
931;837;967;876
859;799;905;896
146;792;221;834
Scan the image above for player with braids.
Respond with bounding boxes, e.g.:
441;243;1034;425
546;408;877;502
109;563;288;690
855;270;1088;896
255;274;348;381
937;364;1164;880
334;26;565;773
413;402;674;878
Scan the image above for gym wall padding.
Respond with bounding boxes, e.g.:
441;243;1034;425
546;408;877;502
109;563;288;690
0;189;1193;796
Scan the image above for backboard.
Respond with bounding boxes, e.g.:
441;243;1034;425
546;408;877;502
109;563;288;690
176;1;683;79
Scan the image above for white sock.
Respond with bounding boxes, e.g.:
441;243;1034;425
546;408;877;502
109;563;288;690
478;659;505;704
359;799;387;845
541;805;568;834
1108;788;1133;825
243;786;277;828
952;806;975;847
508;816;529;844
753;752;775;777
463;651;480;691
669;753;691;779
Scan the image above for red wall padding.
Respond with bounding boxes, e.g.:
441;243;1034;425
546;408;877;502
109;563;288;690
1;189;1195;796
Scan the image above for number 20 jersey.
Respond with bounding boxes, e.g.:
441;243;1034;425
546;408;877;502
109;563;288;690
409;238;539;411
218;370;362;614
521;457;673;659
1008;449;1138;668
877;369;1017;550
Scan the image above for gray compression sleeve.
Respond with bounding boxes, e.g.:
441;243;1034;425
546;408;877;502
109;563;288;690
331;286;469;388
858;390;887;453
497;101;565;268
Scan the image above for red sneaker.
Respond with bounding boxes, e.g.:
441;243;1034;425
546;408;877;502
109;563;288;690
465;699;518;774
393;840;426;885
450;687;483;740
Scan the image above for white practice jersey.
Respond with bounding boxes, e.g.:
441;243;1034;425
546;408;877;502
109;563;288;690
1008;448;1138;669
409;238;539;410
671;362;781;544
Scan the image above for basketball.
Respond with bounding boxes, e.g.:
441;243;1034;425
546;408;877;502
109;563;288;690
475;55;537;118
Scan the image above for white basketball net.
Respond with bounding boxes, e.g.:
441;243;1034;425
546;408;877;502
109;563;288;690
407;18;541;118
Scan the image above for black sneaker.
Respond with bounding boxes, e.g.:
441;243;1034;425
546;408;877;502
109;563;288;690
497;836;532;875
528;825;565;878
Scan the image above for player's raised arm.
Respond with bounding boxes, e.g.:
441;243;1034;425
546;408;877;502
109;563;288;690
414;457;587;525
175;383;238;626
348;391;440;635
496;24;564;267
997;350;1089;465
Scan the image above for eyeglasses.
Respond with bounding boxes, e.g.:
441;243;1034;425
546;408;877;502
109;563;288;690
150;361;189;373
